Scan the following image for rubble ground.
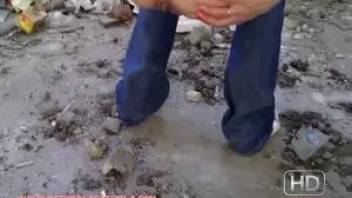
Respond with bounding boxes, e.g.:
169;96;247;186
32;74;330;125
1;0;352;197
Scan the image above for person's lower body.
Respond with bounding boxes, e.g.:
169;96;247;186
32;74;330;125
116;1;285;155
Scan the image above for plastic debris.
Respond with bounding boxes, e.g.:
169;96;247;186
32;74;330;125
291;127;330;161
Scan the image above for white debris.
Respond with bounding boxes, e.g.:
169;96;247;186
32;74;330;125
186;90;202;102
176;16;210;33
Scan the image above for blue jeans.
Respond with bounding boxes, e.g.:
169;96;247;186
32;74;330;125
116;1;285;155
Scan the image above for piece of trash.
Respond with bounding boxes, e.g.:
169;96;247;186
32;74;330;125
291;127;330;161
15;3;47;34
15;160;34;169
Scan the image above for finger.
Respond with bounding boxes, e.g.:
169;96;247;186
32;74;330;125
197;0;229;7
197;10;245;27
198;5;229;19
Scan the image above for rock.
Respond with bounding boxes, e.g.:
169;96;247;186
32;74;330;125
99;15;119;28
331;133;342;144
56;111;75;123
322;151;334;160
199;40;213;55
187;26;212;46
293;33;304;40
46;11;75;29
107;4;133;22
307;8;321;22
86;138;107;160
186;90;202;102
102;148;135;175
92;0;119;14
102;117;121;134
284;18;298;30
291;127;330;161
73;128;82;135
213;33;224;42
0;16;17;36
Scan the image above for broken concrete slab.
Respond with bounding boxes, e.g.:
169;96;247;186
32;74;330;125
291;127;330;161
186;90;202;103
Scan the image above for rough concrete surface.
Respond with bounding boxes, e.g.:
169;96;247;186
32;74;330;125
1;0;352;197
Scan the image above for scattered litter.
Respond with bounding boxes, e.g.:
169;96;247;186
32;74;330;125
15;2;47;34
291;127;330;161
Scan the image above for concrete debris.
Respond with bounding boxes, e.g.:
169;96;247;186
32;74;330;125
102;117;121;134
186;90;202;103
102;147;135;175
126;0;138;14
291;127;330;161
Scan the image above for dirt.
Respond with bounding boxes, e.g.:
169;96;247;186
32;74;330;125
1;0;352;197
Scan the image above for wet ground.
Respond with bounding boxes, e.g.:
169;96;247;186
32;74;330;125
1;0;352;197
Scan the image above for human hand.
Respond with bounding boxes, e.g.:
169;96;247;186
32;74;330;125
132;0;226;18
196;0;281;27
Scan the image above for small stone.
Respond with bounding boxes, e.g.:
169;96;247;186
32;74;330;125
73;128;82;135
336;53;344;58
102;117;121;134
322;151;334;160
293;33;304;40
99;15;119;28
199;40;213;55
213;33;224;42
302;24;309;31
284;18;298;30
331;133;342;144
187;26;212;46
325;142;336;152
86;139;107;160
56;111;75;123
102;148;135;175
186;90;202;102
